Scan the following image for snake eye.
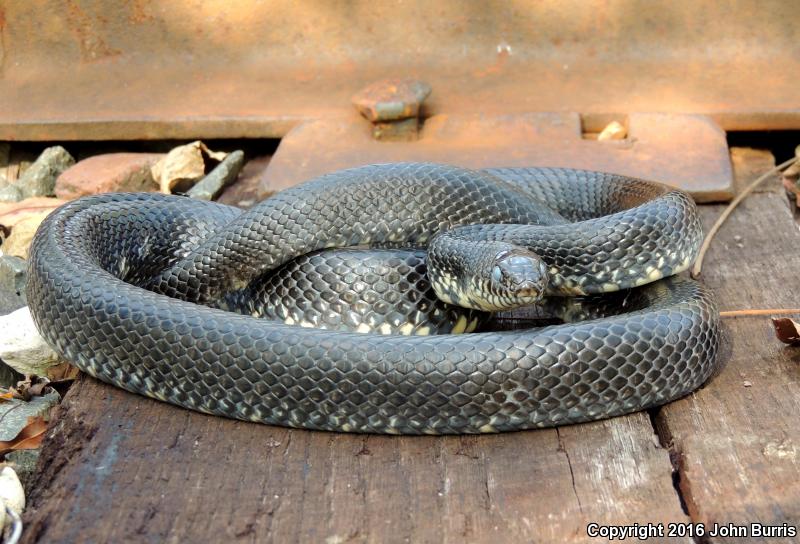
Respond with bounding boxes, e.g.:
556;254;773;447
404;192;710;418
491;265;503;284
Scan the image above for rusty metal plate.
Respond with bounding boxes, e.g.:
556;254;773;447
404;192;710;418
260;113;733;201
0;1;799;140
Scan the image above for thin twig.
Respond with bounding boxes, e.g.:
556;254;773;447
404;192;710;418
720;308;800;318
691;157;798;278
0;402;23;428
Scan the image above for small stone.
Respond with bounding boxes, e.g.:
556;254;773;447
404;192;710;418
1;152;34;187
0;363;20;389
352;79;432;122
0;185;23;203
55;153;163;199
187;150;245;201
2;212;51;259
0;256;28;303
0;144;9;190
0;198;65;261
217;154;272;207
743;380;752;387
597;121;628;141
0;467;25;517
14;146;74;199
0;256;27;317
0;307;60;375
152;141;227;194
0;198;67;228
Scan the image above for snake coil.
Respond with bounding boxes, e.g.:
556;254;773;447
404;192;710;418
28;163;720;434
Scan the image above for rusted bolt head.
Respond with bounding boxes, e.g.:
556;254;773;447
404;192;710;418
352;78;432;123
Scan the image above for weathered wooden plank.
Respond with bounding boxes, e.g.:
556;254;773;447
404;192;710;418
22;375;690;543
655;149;800;543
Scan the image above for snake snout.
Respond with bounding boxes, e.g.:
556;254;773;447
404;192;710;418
491;250;549;309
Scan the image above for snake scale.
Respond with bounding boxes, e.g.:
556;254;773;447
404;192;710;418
27;163;720;434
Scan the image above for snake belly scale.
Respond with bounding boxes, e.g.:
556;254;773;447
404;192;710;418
27;163;721;434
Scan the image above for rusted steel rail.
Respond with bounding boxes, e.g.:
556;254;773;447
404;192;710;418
1;0;799;142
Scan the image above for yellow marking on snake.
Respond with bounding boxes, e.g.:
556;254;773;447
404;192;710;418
356;323;372;334
451;316;468;334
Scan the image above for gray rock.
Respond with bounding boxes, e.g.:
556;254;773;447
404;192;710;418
0;391;59;441
0;363;21;389
0;307;60;376
0;266;28;388
6;449;40;489
0;185;23;203
0;143;9;190
187;150;244;201
0;256;27;303
15;146;75;199
0;281;26;317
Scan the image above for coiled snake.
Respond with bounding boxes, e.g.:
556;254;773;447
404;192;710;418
27;163;720;434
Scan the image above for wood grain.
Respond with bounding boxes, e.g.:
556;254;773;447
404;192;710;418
655;150;800;543
21;377;691;543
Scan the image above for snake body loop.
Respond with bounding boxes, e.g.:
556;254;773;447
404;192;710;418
27;163;720;434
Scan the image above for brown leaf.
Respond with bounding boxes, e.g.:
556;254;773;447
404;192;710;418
771;317;800;345
46;362;79;382
10;375;51;401
0;416;48;455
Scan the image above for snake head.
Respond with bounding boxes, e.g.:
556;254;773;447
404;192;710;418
428;232;550;312
488;249;549;310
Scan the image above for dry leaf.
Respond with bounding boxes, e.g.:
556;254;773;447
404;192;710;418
151;141;227;194
9;375;52;401
771;317;800;345
46;363;80;398
46;362;79;382
0;416;47;456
